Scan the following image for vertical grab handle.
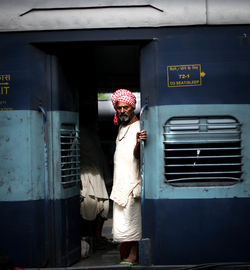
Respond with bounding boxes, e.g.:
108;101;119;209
38;105;48;200
140;103;148;234
38;105;49;261
38;105;47;124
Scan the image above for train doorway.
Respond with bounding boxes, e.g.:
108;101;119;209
36;41;142;266
74;43;141;266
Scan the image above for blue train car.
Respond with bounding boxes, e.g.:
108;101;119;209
0;0;250;268
142;26;250;265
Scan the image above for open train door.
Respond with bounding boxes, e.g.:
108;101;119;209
47;55;81;266
30;47;81;267
0;43;81;268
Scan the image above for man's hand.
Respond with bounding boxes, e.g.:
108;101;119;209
136;130;147;143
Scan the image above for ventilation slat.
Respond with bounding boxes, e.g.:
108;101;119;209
165;147;241;151
61;134;79;138
60;124;80;187
166;163;242;167
61;148;80;152
165;155;241;159
62;154;80;158
166;171;242;175
164;116;242;186
61;173;80;178
164;131;241;135
61;161;80;165
61;167;81;172
165;139;240;144
61;179;80;185
167;177;241;183
61;142;80;145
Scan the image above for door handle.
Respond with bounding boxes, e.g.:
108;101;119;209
139;103;148;227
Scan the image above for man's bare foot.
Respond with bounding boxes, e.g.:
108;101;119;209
123;257;137;264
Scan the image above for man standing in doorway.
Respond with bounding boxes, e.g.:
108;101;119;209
110;89;147;265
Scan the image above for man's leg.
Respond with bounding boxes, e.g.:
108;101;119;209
120;242;130;260
123;241;138;263
95;214;105;242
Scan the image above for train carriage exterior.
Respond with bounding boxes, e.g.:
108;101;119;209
0;0;250;268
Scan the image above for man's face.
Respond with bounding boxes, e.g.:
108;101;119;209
115;101;135;123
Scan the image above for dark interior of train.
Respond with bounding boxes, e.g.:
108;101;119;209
45;42;141;266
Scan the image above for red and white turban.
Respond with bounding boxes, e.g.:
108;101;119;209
112;89;136;125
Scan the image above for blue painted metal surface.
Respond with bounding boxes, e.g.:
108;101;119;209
0;200;48;267
0;111;44;201
0;33;81;267
141;27;250;107
0;111;80;267
143;198;250;265
0;196;80;267
144;104;250;200
160;27;250;105
139;25;250;266
0;26;247;111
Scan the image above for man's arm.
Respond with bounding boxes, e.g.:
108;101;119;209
133;130;147;159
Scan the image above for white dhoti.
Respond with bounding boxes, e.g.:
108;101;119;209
113;195;141;242
110;121;142;243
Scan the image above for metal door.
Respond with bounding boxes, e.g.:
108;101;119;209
48;55;81;266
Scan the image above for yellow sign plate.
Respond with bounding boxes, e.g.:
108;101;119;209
167;64;205;88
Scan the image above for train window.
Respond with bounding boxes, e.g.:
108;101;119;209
163;116;242;187
60;124;80;187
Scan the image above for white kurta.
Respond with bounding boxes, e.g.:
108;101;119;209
110;120;142;242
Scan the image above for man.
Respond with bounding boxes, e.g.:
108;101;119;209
110;89;147;265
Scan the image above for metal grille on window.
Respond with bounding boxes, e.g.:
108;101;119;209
60;124;80;187
163;117;242;186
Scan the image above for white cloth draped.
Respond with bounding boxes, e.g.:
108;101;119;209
80;171;109;221
79;126;110;221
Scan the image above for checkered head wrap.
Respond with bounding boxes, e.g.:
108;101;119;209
112;89;136;125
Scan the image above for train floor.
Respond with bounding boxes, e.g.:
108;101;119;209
72;218;121;268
